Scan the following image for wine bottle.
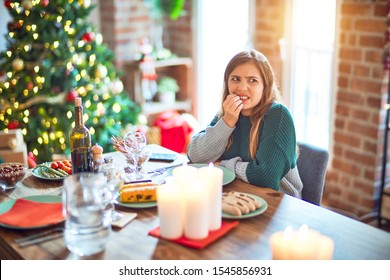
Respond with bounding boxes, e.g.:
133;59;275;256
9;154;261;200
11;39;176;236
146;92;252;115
70;97;92;173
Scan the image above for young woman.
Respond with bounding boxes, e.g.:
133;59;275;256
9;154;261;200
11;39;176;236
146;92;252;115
187;49;303;197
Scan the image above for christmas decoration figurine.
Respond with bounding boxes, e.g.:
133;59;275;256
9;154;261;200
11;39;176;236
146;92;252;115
0;0;140;162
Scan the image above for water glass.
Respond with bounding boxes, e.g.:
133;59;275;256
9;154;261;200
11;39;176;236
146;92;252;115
62;172;111;256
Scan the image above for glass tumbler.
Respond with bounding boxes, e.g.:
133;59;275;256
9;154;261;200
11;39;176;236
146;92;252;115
62;172;111;256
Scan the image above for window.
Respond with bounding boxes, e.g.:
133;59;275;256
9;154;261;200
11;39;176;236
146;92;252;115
284;0;336;150
195;0;252;128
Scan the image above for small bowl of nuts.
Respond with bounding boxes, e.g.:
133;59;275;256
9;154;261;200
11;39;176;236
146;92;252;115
0;162;27;191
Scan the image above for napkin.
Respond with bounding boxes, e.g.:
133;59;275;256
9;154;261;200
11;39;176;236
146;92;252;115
148;221;239;249
0;198;64;228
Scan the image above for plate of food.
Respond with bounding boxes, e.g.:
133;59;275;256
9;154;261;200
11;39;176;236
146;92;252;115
114;181;159;209
221;191;268;219
32;161;71;181
0;195;64;229
166;163;236;185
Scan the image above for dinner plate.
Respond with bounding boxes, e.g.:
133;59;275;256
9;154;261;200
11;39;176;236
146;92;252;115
222;193;268;220
32;165;68;181
166;163;236;185
114;193;157;209
0;195;64;230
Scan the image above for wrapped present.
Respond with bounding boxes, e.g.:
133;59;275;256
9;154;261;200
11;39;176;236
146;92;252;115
0;129;24;149
0;143;27;165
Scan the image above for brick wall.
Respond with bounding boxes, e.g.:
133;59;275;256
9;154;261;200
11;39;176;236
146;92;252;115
325;0;388;217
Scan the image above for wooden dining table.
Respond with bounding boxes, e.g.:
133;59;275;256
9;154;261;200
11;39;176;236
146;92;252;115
0;145;389;260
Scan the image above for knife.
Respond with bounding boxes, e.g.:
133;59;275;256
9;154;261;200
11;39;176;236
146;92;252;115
17;232;64;247
147;163;184;174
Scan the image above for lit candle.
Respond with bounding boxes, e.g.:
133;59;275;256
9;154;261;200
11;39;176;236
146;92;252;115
316;235;335;260
172;162;197;190
198;163;223;231
290;224;321;259
183;177;209;240
156;177;184;239
270;225;335;260
270;226;294;260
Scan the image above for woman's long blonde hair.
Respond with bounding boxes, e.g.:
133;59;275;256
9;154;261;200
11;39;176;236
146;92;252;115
219;49;280;159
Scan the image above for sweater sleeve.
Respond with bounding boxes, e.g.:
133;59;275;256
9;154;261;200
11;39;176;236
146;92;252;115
246;104;297;190
187;115;235;163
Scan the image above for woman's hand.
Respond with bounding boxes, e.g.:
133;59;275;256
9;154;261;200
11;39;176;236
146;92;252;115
222;94;243;127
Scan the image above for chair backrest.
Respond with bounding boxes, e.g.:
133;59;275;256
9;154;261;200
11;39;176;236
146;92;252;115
296;142;329;206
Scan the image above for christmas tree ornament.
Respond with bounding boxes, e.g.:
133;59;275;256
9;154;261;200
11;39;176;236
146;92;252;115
27;81;34;91
41;0;49;7
7;21;22;32
82;32;95;43
4;0;12;9
95;64;107;79
82;0;91;9
8;120;20;129
12;58;24;71
66;89;79;103
22;0;33;10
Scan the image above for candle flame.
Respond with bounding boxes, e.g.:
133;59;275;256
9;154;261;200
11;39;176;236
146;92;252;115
298;224;309;240
283;226;293;240
208;162;214;168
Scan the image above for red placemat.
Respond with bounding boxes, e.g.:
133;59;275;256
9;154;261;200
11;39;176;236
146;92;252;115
0;198;64;227
148;221;239;249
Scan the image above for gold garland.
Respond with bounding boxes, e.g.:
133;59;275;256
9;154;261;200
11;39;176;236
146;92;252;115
0;92;67;112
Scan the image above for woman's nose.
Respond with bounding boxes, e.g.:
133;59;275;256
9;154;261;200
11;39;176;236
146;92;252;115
237;81;249;91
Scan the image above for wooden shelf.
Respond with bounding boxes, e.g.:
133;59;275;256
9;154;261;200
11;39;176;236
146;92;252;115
142;100;192;116
123;57;195;122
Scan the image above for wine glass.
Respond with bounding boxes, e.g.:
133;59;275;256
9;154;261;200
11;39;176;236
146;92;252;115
124;131;147;180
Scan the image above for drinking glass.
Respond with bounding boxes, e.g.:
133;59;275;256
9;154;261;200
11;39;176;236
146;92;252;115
124;131;147;180
99;157;124;222
62;173;110;256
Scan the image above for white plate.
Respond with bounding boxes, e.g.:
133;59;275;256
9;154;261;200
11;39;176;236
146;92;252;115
113;193;157;209
222;193;268;219
32;164;68;181
0;195;64;229
166;163;236;185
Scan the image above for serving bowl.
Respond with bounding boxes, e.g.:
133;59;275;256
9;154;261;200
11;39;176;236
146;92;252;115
0;162;27;190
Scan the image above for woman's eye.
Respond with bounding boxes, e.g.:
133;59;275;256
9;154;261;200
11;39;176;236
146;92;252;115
249;78;258;83
231;76;239;82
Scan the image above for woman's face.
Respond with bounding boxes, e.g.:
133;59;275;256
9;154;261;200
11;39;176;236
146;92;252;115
227;62;264;116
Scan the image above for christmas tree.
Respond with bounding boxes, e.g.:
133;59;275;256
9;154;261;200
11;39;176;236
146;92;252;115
0;0;140;163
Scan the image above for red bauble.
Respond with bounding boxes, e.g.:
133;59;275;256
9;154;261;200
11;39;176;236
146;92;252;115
41;0;49;7
27;81;34;91
8;120;20;129
66;89;78;103
4;0;12;9
82;32;95;43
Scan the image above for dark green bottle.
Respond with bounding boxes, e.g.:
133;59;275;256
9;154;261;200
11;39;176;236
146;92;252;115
70;97;92;173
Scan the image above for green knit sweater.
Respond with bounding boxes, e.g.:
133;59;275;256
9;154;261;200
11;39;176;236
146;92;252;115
187;102;297;191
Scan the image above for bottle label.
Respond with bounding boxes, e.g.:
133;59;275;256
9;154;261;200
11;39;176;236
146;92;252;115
71;148;93;173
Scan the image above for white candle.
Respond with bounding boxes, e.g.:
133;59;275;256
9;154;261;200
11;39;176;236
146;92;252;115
198;163;223;231
183;178;209;240
270;226;294;260
172;162;197;190
316;235;335;260
290;224;321;259
156;177;184;239
270;225;335;260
